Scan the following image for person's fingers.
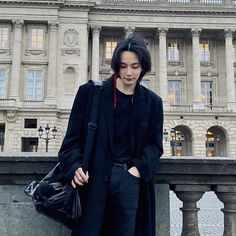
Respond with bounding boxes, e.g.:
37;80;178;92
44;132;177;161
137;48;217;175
73;174;84;186
75;168;89;183
71;179;77;188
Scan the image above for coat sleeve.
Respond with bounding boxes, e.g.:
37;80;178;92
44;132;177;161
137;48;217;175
132;95;163;183
58;83;92;183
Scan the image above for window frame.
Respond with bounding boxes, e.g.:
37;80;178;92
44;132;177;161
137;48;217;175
201;80;213;106
167;80;182;105
0;24;10;49
25;68;44;101
0;67;9;99
27;24;46;52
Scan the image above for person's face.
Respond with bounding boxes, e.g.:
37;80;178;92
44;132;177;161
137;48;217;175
118;51;142;87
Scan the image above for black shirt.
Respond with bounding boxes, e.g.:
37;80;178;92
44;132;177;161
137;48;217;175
112;88;133;163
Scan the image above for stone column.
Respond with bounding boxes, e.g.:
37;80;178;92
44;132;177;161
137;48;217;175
9;19;24;101
124;26;135;38
215;185;236;236
224;29;236;112
91;25;101;81
46;21;59;105
157;28;168;106
191;28;204;111
173;185;209;236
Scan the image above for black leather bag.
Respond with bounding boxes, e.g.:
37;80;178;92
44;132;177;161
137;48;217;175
24;80;102;228
24;163;81;228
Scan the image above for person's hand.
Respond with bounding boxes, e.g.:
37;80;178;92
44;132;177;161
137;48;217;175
71;167;89;188
128;166;141;178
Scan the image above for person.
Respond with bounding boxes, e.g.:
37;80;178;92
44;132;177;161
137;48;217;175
58;34;163;236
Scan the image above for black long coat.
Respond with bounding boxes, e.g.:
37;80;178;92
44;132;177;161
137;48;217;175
58;77;163;236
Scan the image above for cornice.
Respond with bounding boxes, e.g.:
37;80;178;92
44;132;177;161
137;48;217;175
93;5;236;16
0;0;65;6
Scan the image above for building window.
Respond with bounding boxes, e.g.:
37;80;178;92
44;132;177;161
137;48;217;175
201;81;213;106
0;26;9;48
0;69;6;98
168;80;182;105
26;69;43;100
168;42;180;61
21;137;38;152
199;42;210;62
28;27;44;50
0;124;5;152
24;119;37;129
105;40;117;59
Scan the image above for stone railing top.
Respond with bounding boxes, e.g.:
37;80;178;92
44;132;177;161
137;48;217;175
0;154;235;186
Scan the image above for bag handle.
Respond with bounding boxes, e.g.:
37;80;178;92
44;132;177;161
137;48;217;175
82;80;103;172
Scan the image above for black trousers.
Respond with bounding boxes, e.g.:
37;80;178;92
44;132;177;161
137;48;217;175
101;164;141;236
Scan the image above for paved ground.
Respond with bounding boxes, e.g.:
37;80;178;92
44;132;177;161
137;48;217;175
170;191;224;236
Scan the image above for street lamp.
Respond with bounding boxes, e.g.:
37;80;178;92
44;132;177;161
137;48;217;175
38;124;57;152
163;128;184;156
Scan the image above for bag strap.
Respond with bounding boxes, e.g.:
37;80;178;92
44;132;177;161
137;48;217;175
82;80;103;172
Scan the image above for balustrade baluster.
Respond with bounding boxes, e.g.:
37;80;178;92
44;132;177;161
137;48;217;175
173;185;210;236
214;186;236;236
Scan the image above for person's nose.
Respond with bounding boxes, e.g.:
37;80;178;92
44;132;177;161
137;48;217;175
126;66;132;75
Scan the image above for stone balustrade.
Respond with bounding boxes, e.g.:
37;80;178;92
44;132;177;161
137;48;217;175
156;156;236;236
0;153;235;235
101;0;235;6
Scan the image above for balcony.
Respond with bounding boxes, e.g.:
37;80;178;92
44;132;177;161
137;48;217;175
168;104;228;113
101;0;234;7
0;154;235;235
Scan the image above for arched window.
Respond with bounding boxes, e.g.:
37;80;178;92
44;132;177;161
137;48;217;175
64;67;76;94
205;126;227;157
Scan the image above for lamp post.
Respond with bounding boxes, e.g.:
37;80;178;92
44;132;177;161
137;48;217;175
163;128;184;156
38;124;57;152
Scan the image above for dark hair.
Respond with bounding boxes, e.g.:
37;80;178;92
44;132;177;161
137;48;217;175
111;34;151;81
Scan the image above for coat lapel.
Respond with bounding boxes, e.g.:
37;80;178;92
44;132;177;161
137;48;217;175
101;77;114;151
130;83;147;157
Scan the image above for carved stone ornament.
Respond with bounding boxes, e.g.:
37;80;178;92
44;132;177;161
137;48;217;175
61;48;80;56
0;49;11;55
124;26;135;38
12;19;24;30
157;27;168;37
6;110;17;123
49;21;59;32
224;29;235;38
191;28;202;38
63;29;79;47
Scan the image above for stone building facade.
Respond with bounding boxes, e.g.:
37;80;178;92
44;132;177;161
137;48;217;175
0;0;236;157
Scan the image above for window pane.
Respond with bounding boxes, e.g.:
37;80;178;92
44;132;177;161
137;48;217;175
168;80;182;105
168;42;180;61
200;43;210;62
0;69;6;98
29;28;44;49
201;81;213;105
105;40;117;59
26;70;43;100
0;27;9;48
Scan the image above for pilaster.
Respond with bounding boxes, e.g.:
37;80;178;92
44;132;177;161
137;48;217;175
224;29;236;112
157;27;168;107
91;25;101;81
46;21;59;105
191;28;204;111
9;19;24;102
